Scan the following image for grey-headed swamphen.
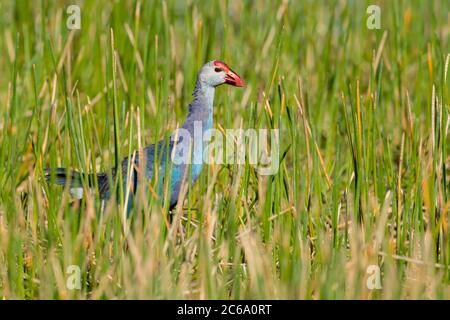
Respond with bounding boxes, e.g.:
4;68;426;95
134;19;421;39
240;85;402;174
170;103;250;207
45;60;244;212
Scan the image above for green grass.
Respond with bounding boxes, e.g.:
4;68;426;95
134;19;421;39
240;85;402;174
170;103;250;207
0;0;450;299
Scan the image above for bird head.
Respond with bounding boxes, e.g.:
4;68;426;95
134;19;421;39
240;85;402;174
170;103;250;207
199;60;244;88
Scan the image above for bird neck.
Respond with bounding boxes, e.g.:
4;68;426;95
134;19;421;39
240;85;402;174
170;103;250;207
193;78;215;109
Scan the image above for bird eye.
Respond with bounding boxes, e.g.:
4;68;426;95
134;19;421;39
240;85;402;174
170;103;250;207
214;67;223;73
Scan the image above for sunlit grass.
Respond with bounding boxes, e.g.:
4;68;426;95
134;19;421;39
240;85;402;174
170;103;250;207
0;0;450;299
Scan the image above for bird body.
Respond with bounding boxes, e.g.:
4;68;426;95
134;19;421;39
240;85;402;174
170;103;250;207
46;60;244;210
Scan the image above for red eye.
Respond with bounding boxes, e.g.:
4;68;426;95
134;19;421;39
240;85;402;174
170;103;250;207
214;67;223;72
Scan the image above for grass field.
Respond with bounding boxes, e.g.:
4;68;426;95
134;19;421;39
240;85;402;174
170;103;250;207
1;0;450;299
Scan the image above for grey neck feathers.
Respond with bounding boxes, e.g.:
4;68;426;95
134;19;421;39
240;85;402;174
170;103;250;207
183;78;215;130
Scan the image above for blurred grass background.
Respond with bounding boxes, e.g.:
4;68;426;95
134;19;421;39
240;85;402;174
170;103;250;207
0;0;450;299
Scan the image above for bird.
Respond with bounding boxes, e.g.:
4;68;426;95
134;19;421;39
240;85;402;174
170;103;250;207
45;60;244;212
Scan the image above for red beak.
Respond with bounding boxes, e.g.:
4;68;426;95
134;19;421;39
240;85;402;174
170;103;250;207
225;70;244;87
